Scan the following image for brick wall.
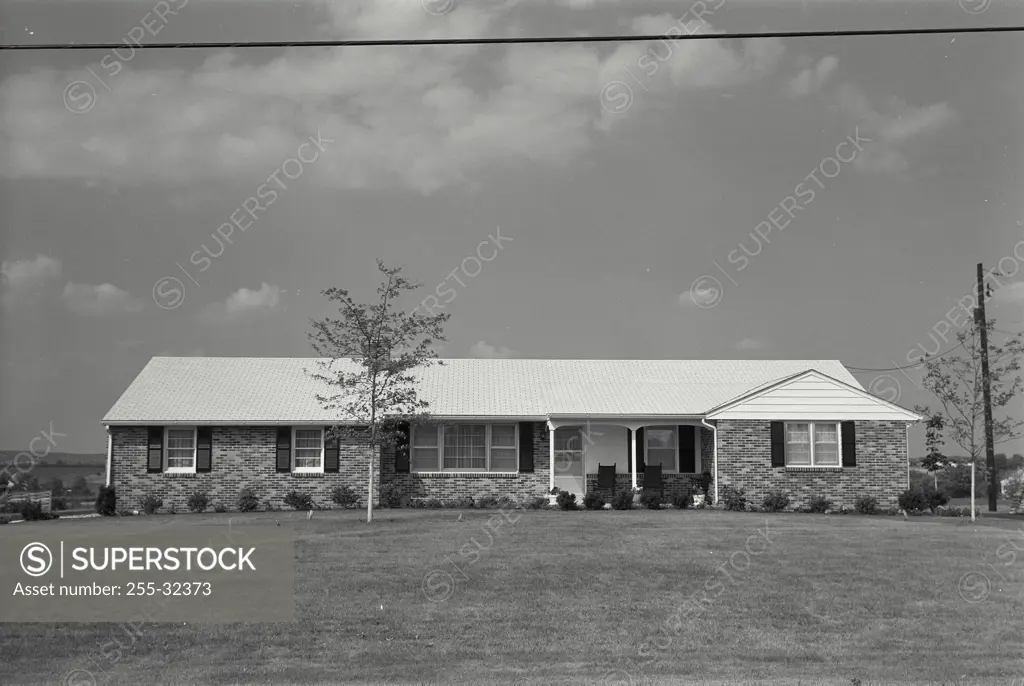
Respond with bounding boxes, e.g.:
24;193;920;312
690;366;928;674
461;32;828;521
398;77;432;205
387;422;550;501
111;426;383;512
716;419;909;508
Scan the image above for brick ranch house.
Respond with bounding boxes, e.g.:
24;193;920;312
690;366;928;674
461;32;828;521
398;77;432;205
103;357;921;511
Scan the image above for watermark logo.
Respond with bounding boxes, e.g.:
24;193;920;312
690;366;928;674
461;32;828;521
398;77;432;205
600;81;633;114
688;275;724;309
60;669;97;686
152;276;185;310
959;0;990;14
20;542;53;577
63;81;97;114
867;374;901;403
421;569;455;603
422;0;455;15
958;570;991;603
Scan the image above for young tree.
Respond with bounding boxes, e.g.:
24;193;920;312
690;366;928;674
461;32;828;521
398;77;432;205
915;412;949;490
71;475;90;496
308;260;449;523
916;316;1023;512
49;477;64;495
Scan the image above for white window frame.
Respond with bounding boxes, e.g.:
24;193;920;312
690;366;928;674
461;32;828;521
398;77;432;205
643;426;680;473
292;426;325;474
784;421;842;468
410;423;519;474
164;426;197;474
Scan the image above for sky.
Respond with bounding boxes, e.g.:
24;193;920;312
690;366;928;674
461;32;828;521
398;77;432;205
1;0;1023;456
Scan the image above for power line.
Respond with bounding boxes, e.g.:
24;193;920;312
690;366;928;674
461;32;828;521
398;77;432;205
3;25;1024;51
845;342;965;374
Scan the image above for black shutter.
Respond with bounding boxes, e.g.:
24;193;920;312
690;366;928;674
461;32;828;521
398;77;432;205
276;427;291;473
147;427;163;473
518;422;534;473
196;427;212;473
324;427;340;473
679;425;696;473
841;421;856;467
770;421;785;467
635;427;645;473
394;422;410;474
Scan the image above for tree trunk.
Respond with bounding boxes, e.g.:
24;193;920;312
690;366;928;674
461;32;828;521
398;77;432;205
970;461;976;522
367;459;374;524
933;472;937;490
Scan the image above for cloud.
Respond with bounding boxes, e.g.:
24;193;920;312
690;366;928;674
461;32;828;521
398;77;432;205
832;84;956;175
469;340;519;358
733;338;768;351
787;55;838;96
1;254;62;309
200;282;282;323
62;282;145;316
0;5;786;194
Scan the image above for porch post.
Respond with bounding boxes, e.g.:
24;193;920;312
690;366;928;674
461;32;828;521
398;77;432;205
548;423;556;492
630;428;638;491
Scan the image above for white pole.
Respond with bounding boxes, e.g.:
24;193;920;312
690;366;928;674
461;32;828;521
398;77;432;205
105;426;112;487
548;424;555;492
630;428;638;491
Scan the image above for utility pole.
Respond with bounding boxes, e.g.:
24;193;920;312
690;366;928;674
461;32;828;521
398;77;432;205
976;263;997;512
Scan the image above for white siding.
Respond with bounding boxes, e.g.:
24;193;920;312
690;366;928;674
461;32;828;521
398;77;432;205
708;373;919;421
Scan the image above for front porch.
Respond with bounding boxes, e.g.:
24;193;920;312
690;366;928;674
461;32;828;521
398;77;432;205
546;419;716;501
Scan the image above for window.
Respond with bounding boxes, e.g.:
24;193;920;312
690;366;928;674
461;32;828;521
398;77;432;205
645;427;677;472
293;427;324;472
411;424;519;472
785;422;841;467
444;424;486;470
165;427;197;473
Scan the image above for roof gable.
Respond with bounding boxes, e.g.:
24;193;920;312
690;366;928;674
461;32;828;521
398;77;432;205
705;369;922;421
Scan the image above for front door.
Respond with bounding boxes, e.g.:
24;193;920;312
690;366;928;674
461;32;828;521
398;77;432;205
553;427;585;496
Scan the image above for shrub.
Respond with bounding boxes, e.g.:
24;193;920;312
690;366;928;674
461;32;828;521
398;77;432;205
610;490;634;510
639;491;663;509
550;486;561;495
854;495;879;515
700;471;713;496
898;485;948;513
141;494;163;515
95;485;116;516
496;496;516;510
556;491;577;510
13;501;59;521
936;504;975;517
720;485;747;512
808;495;832;513
476;495;500;509
671;493;691;509
455;496;475;509
214;503;227;513
283;490;314;511
378;482;402;508
524;496;548;510
187;491;210;513
762;491;791;512
583;491;605;510
237;487;260;512
424;497;444;509
330;485;360;509
51;497;68;511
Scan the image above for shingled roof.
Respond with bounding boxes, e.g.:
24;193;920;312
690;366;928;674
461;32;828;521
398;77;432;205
103;357;863;424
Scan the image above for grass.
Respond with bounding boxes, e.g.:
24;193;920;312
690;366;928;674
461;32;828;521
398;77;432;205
2;509;1024;685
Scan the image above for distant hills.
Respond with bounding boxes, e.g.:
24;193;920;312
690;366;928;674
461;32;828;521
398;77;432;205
0;451;105;466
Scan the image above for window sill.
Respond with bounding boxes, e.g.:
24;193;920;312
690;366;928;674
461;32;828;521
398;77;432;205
408;472;520;478
783;466;843;472
162;471;197;477
291;471;326;477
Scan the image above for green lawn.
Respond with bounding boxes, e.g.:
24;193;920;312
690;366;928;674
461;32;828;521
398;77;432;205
3;509;1024;685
